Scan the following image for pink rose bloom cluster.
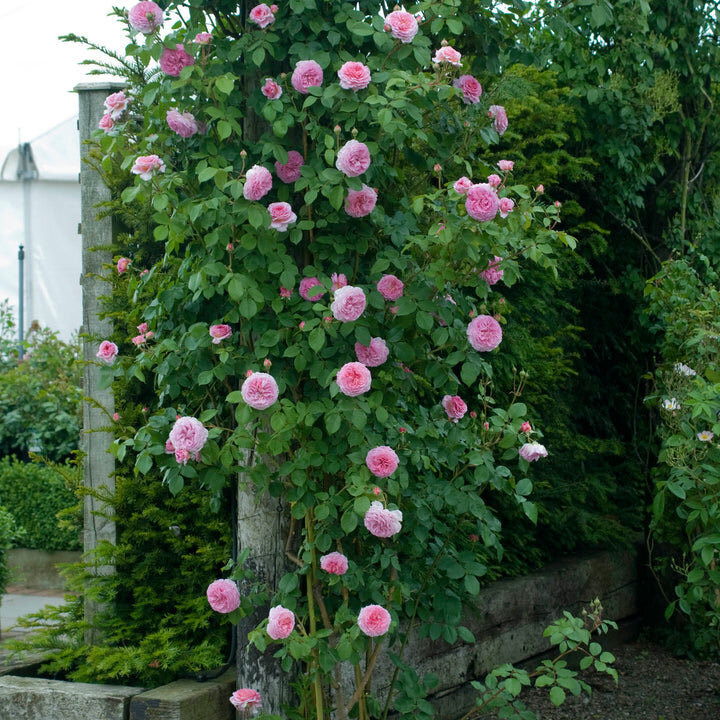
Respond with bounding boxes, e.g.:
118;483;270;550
384;9;419;43
267;605;295;640
433;45;462;66
209;324;232;344
467;315;503;352
132;155;165;180
166;109;198;138
364;501;402;538
442;395;467;422
291;60;323;94
453;176;473;194
268;202;297;231
299;277;324;301
249;3;275;28
338;61;371;90
128;1;163;33
466;183;499;222
331;273;347;291
96;340;118;364
241;372;279;410
377;274;403;301
366;446;399;478
261;77;283;100
355;337;389;367
275;151;304;183
357;604;391;637
499;197;515;218
330;285;366;322
336;140;371;177
320;551;348;575
489;105;508;135
168;416;208;465
519;442;548;462
480;256;504;286
160;44;195;77
243;165;273;201
206;579;240;613
453;75;482;104
117;257;130;274
336;362;371;396
345;184;377;217
229;688;262;715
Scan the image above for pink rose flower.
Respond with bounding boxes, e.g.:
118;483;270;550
433;45;462;66
384;9;418;43
229;689;262;713
267;605;295;640
520;421;532;433
96;340;118;364
364;501;402;538
131;155;165;181
442;395;467;422
336;362;371;396
249;3;275;29
104;91;128;120
499;197;515;218
487;174;501;188
299;277;324;301
498;160;514;173
453;74;482;104
280;286;293;299
160;44;195;77
465;183;499;222
331;273;347;291
338;61;371;91
98;114;114;132
320;552;348;575
261;77;283;100
166;109;198;138
243;165;273;201
268;202;297;232
291;60;324;94
132;334;146;346
366;446;399;478
489;105;508;135
355;337;389;367
480;256;504;286
112;413;120;422
194;32;212;44
175;448;191;465
136;322;148;334
336;139;371;177
377;274;403;301
169;416;209;454
275;150;304;183
345;184;377;217
357;604;391;637
519;441;548;462
241;372;279;410
467;315;503;352
535;184;544;194
330;285;366;322
128;1;163;33
206;579;240;613
209;324;232;344
453;176;473;194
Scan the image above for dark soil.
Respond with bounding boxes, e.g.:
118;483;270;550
513;639;720;720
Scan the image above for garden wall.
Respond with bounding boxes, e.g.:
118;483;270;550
8;549;81;590
0;547;639;720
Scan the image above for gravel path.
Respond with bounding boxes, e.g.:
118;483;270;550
513;639;720;720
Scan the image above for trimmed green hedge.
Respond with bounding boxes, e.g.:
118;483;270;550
0;458;81;551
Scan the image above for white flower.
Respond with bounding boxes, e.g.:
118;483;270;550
674;362;696;377
662;397;681;411
697;430;714;442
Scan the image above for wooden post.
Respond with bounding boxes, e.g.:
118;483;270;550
76;82;124;643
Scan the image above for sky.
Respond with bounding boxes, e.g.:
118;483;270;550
0;0;124;159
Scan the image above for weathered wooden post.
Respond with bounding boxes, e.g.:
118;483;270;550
76;82;124;643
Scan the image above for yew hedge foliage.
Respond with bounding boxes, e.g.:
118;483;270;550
82;0;587;715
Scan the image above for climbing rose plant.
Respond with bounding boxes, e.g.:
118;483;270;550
93;0;575;717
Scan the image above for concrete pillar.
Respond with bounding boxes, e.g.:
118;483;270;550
76;82;124;643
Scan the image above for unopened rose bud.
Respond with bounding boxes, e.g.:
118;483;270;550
112;413;120;421
299;320;305;329
463;120;470;128
440;38;448;46
469;534;479;542
499;297;505;304
554;200;562;208
535;184;544;194
270;3;278;11
177;414;182;419
470;411;476;419
142;406;148;413
372;486;381;496
263;358;272;369
246;369;254;377
240;149;247;158
399;426;406;433
146;331;154;338
483;421;489;430
324;315;333;323
334;125;341;134
227;243;233;251
351;128;358;138
433;163;442;172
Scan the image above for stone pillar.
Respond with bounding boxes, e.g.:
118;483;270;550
76;82;124;643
